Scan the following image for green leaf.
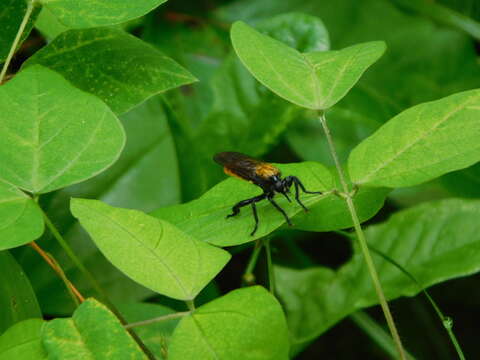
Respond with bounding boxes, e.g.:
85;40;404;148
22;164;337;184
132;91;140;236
152;162;334;246
120;303;178;360
38;0;166;28
14;98;180;315
0;180;44;250
231;21;385;110
349;89;480;188
42;298;147;359
0;251;41;334
0;65;125;194
34;7;69;40
71;199;231;301
0;319;46;360
0;0;40;62
276;198;480;345
169;286;289;360
25;27;197;114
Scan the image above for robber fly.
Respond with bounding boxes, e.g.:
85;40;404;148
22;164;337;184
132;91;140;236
214;152;323;236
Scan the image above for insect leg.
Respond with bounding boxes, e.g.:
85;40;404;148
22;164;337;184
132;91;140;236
226;194;266;218
267;193;293;226
250;201;259;236
293;179;308;212
291;176;323;194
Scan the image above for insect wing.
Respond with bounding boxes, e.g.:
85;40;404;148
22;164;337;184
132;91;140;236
214;152;262;182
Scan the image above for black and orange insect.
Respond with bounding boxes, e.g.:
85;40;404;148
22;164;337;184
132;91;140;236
214;152;323;235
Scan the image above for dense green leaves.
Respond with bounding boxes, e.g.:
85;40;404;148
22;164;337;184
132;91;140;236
0;180;43;250
26;27;196;114
349;89;480;188
0;0;40;62
14;98;179;315
231;21;385;110
0;319;46;359
71;199;231;300
169;286;290;360
0;65;125;194
277;198;480;344
42;299;146;359
38;0;167;28
0;251;41;334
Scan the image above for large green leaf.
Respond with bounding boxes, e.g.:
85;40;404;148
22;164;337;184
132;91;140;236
153;161;387;245
0;319;46;359
349;89;480;188
120;303;178;360
0;251;41;334
71;199;231;301
42;298;147;359
0;65;125;194
14;97;180;315
25;27;196;114
152;162;334;246
0;0;40;62
231;21;385;110
0;180;44;250
169;286;289;360
38;0;166;28
276;198;480;345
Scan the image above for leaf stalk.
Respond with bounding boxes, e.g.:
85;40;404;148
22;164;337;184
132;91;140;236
318;111;407;360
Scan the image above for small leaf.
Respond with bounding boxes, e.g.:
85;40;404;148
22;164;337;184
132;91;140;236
25;27;197;114
42;298;147;359
71;199;231;301
153;162;334;246
349;89;480;188
0;180;44;250
276;198;480;345
38;0;167;28
0;0;40;62
169;286;289;360
231;21;385;110
0;65;125;194
0;319;46;359
0;251;41;334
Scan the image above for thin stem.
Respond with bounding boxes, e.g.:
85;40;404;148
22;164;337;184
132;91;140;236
185;300;196;312
29;241;84;305
41;209;107;300
319;112;406;360
264;239;275;293
0;0;35;84
242;239;263;286
125;311;190;329
369;246;466;360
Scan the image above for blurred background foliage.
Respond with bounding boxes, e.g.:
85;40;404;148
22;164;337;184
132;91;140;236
9;0;480;358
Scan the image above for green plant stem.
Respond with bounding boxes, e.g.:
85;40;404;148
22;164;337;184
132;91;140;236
319;112;406;360
185;299;196;312
41;209;106;299
369;246;466;360
125;311;190;329
243;239;263;285
0;0;35;84
351;312;416;360
264;239;275;293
